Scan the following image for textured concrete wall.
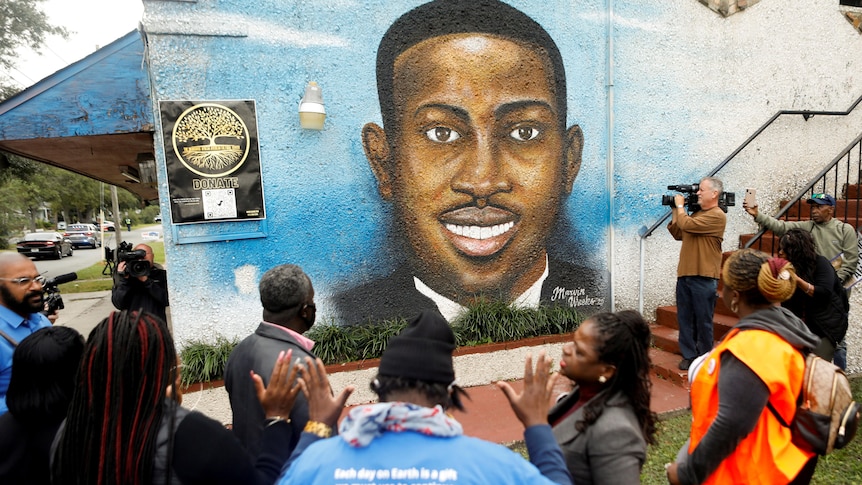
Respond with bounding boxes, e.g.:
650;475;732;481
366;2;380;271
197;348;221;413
143;0;862;371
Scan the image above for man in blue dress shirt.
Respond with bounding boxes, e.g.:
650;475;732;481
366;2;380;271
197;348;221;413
0;253;52;415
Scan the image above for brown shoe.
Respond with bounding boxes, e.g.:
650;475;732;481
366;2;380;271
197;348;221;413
678;358;693;371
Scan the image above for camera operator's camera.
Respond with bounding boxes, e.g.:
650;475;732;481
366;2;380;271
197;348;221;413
662;184;700;210
117;241;151;278
661;183;735;213
41;272;77;317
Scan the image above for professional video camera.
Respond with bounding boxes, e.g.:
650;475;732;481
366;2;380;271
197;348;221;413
661;183;735;213
41;272;77;317
115;241;151;278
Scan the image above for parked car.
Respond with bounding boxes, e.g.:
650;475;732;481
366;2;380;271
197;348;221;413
16;232;73;260
64;224;101;249
57;221;67;230
154;214;163;223
101;221;116;232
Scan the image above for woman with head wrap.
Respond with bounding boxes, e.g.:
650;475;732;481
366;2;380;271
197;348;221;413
667;249;821;485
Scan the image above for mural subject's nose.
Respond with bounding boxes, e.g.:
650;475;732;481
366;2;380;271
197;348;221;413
451;142;510;200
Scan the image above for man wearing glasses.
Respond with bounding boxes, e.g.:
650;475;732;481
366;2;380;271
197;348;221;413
0;253;53;415
744;192;858;369
224;264;320;455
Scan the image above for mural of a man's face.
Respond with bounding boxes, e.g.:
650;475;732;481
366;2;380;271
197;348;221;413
363;33;583;303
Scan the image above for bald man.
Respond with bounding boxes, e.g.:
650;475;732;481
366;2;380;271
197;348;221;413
0;253;53;415
111;243;169;322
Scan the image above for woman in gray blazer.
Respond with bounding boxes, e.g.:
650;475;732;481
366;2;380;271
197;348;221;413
549;310;657;484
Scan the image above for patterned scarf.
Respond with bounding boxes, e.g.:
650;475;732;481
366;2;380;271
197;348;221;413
338;401;463;447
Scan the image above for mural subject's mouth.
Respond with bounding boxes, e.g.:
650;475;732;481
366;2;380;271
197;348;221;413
439;206;518;257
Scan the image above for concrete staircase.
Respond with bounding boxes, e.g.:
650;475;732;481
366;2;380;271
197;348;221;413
650;183;862;388
649;287;738;388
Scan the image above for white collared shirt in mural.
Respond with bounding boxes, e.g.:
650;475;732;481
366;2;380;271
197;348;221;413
414;255;550;322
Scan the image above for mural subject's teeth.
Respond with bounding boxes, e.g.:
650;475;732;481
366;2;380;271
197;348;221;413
445;221;514;240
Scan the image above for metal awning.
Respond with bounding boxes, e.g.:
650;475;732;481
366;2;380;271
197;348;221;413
0;30;158;203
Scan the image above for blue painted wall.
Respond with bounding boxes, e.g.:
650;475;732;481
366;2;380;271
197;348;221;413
142;0;862;352
145;0;611;341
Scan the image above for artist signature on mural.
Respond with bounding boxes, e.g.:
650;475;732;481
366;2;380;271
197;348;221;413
551;286;605;308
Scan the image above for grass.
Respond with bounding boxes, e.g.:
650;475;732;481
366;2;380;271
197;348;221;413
58;241;165;294
511;376;862;484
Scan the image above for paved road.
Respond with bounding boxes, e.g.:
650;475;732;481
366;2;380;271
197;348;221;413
33;225;163;281
35;225;166;338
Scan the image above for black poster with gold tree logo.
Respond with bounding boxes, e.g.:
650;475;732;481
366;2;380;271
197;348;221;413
159;100;265;224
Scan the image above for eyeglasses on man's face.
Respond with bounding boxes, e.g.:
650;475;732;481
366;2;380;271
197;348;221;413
0;275;47;287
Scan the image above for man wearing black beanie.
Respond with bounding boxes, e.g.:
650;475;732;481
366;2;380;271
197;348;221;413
275;310;574;485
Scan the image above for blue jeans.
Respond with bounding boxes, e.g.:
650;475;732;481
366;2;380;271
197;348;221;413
676;276;718;360
834;338;847;370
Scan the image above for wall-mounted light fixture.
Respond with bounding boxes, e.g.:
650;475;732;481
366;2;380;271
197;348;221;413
120;165;141;183
299;81;326;130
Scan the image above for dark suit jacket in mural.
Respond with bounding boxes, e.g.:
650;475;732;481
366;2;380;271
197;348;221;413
334;258;606;325
549;388;646;485
224;323;317;455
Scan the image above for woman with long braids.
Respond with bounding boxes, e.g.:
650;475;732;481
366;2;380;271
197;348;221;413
667;249;820;485
778;228;849;361
549;310;657;484
51;310;301;485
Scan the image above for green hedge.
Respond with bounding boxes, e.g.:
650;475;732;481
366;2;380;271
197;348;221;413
179;303;583;385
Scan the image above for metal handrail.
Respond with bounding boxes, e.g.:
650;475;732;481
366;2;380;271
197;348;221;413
742;131;862;253
639;93;862;240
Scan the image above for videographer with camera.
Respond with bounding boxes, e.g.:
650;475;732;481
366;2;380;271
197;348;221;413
0;253;54;416
111;243;169;322
667;177;727;371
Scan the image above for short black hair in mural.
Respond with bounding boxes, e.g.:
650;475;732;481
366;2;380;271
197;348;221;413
375;0;567;132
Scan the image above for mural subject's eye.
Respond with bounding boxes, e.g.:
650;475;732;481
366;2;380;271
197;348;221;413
425;126;461;143
510;126;540;142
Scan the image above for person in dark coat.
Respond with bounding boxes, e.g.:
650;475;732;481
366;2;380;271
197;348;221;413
0;326;84;485
225;264;319;455
777;229;849;361
111;243;169;322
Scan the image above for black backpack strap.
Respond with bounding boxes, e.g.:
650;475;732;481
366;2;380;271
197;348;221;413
767;401;791;428
0;328;18;348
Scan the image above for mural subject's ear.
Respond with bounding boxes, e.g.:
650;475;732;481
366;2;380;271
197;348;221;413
362;122;393;200
563;124;584;194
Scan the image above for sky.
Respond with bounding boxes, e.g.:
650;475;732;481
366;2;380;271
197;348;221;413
7;0;144;90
